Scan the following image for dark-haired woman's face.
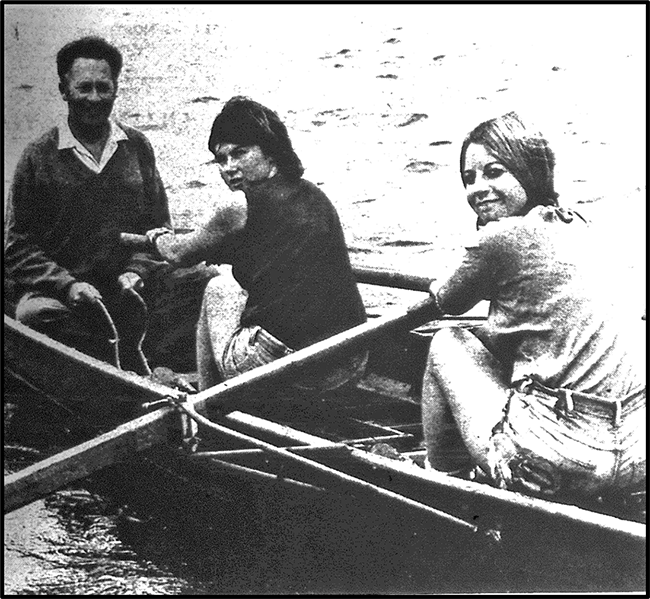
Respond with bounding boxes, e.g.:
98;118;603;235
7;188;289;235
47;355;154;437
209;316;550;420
60;58;116;135
212;143;277;193
462;143;528;224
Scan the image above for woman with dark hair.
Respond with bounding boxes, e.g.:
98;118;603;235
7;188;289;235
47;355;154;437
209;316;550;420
421;112;645;503
207;96;304;182
144;97;367;393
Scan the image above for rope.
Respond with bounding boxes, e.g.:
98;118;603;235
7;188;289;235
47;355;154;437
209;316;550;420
92;299;121;370
124;288;153;376
88;291;152;376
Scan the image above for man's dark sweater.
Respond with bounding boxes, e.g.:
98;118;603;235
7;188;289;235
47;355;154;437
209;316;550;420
5;122;171;306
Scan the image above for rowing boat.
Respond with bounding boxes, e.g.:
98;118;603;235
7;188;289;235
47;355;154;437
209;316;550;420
3;265;645;592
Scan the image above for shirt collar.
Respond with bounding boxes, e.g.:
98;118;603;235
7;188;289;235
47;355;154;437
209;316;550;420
57;118;128;151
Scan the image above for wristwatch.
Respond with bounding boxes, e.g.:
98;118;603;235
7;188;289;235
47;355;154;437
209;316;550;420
146;227;173;247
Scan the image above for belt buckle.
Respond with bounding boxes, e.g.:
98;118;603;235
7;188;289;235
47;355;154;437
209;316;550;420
553;389;575;420
518;377;536;394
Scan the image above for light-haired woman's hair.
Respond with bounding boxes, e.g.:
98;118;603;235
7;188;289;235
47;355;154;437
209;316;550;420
208;96;304;181
460;111;559;212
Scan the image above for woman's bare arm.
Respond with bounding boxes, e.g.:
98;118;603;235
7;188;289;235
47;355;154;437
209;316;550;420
155;197;247;266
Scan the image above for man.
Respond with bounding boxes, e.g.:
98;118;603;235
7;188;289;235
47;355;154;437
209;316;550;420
4;36;212;373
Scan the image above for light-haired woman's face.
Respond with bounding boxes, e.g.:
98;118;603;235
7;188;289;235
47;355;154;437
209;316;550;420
212;143;277;193
462;143;528;224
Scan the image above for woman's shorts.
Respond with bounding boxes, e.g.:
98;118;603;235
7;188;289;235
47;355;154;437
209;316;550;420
485;377;646;498
220;325;368;394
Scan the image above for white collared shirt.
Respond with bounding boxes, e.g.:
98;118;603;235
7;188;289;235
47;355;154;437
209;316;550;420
58;118;128;173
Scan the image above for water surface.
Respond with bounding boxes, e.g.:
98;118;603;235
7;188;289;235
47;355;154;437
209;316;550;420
4;4;645;594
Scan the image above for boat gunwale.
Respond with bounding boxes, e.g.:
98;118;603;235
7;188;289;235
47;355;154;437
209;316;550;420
3;292;646;541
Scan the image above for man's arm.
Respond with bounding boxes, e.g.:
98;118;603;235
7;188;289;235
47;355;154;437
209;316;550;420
4;146;77;303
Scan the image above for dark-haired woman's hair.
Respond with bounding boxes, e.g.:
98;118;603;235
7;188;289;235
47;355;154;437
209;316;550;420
57;36;123;82
460;111;559;213
208;96;304;181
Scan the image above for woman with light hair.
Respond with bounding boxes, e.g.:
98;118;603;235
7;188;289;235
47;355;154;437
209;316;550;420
421;112;645;504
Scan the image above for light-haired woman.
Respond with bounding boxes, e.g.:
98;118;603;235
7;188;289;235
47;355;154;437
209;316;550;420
422;112;645;504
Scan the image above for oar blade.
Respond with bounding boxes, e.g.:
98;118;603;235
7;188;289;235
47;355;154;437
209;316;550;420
4;408;174;514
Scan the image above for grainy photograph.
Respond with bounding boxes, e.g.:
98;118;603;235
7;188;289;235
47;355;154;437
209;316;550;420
4;3;646;595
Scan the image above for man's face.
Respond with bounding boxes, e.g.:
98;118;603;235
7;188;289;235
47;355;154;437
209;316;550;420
60;57;117;133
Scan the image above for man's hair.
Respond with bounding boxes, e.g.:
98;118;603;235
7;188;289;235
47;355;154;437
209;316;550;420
460;111;559;213
208;96;304;181
56;36;123;82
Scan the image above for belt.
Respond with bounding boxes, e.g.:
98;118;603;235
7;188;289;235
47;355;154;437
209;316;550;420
253;326;294;358
514;377;643;426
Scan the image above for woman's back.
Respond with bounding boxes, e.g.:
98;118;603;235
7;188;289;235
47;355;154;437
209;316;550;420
438;205;644;396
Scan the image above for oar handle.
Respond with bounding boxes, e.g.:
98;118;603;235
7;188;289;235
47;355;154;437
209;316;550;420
352;265;433;293
119;232;149;248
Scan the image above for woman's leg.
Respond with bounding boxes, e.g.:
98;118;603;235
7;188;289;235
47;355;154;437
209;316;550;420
196;267;248;391
421;359;454;470
422;327;510;472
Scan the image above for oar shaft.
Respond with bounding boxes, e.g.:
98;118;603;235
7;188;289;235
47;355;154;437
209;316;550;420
181;403;478;532
3;296;438;513
120;233;432;292
352;264;432;292
188;296;439;414
4;408;175;514
120;232;149;247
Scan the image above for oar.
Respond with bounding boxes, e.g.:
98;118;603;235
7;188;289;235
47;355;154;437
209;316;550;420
119;232;483;321
120;233;432;293
4;294;440;514
351;264;433;292
179;402;478;532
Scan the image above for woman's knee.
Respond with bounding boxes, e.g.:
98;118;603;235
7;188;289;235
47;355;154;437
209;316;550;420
426;326;508;398
427;327;475;362
430;327;502;371
203;272;246;306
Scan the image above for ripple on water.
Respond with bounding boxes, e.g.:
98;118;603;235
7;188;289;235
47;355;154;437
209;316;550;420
4;488;200;595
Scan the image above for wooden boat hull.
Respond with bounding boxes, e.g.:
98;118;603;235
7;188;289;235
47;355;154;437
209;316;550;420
3;311;645;592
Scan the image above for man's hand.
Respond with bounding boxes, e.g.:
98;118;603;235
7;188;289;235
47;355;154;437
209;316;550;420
118;272;144;295
67;282;103;307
